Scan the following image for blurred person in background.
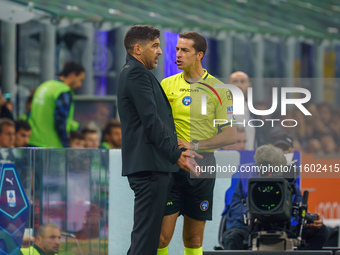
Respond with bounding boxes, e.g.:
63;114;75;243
82;127;100;148
91;103;111;130
305;138;323;155
318;103;332;128
220;127;247;151
292;110;308;146
0;119;16;162
15;120;31;147
0;92;14;120
253;102;281;147
269;130;295;154
229;71;255;150
69;131;85;148
320;133;338;155
17;89;36;121
302;103;319;145
20;224;61;255
13;72;31;119
0;118;15;148
28;61;85;147
306;103;332;140
329;108;340;145
293;139;304;153
305;103;319;122
268;130;303;173
99;119;122;149
313;118;330;138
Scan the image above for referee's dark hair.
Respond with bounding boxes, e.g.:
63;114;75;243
179;31;207;58
15;120;31;132
124;25;160;54
59;61;85;77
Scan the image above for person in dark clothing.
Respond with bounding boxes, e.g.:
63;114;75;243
0;93;14;120
117;25;200;255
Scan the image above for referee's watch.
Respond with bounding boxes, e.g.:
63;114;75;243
192;140;199;151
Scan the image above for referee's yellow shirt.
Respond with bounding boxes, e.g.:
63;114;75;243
161;70;236;152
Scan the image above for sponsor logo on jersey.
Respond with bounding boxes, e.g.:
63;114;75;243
200;200;209;211
180;88;199;92
227;106;233;114
182;96;192;106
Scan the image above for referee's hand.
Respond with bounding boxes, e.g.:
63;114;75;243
176;150;203;177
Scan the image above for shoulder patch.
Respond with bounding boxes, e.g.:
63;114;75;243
226;90;232;100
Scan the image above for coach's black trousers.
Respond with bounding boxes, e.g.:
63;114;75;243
127;171;173;255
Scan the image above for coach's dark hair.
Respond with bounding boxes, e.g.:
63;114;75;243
59;61;85;77
124;25;160;54
179;31;207;58
15;120;31;132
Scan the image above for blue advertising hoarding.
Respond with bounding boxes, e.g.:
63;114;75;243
0;163;29;255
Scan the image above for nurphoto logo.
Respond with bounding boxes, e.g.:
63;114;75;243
200;84;312;128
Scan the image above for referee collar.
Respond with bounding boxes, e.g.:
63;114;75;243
182;69;209;84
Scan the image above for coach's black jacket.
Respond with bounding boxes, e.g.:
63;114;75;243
117;54;181;176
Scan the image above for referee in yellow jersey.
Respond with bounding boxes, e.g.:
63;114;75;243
157;32;237;255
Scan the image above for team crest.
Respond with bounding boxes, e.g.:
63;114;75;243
200;200;209;211
182;96;192;106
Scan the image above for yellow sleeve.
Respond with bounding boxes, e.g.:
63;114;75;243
216;88;236;128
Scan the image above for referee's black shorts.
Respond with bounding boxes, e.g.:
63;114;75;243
164;152;216;221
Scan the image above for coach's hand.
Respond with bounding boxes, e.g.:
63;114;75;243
177;138;192;150
176;150;203;177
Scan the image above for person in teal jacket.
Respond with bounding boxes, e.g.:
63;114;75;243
20;224;61;255
28;61;85;147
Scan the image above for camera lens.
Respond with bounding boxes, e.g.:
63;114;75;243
251;182;282;211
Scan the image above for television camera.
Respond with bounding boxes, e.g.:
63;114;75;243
247;171;317;251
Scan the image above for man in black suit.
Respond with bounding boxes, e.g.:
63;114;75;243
117;25;199;255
